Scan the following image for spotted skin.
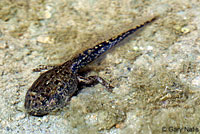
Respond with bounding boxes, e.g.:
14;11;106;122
24;17;156;116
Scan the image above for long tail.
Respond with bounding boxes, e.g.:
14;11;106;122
71;16;157;73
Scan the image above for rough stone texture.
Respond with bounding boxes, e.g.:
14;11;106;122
0;0;200;134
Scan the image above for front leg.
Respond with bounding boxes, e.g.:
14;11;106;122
77;75;113;92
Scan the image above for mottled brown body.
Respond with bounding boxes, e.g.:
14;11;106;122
25;17;156;116
25;61;78;116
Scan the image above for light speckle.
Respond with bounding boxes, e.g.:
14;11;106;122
192;76;200;90
15;113;25;121
181;27;190;34
37;36;54;44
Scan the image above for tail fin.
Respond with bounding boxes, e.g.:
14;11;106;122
71;16;157;73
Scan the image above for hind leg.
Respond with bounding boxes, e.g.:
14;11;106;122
77;75;113;92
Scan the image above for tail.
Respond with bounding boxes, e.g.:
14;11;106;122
71;16;157;73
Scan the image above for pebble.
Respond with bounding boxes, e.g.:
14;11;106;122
181;27;190;34
0;41;8;49
15;113;25;121
37;36;54;44
192;76;200;90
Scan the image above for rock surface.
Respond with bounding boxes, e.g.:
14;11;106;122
0;0;200;133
